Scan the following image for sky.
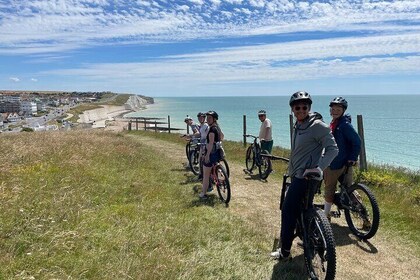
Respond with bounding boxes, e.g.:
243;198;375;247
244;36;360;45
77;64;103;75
0;0;419;97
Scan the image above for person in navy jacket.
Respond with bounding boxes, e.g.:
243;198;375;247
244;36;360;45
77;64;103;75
323;97;361;219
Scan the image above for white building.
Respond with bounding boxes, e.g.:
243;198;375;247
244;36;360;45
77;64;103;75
21;101;37;116
36;101;47;112
0;95;21;103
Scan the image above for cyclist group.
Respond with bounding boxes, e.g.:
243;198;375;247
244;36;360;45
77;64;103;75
183;111;225;199
183;91;363;269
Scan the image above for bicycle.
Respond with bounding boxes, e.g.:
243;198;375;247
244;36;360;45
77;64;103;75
208;160;231;204
264;154;336;280
244;134;272;179
189;142;230;178
183;136;199;162
318;164;380;240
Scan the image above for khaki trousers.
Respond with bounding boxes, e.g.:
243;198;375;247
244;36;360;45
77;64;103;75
323;166;353;202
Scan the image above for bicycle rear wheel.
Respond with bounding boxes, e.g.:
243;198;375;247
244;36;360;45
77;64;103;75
215;165;231;204
219;158;230;178
258;150;272;179
245;145;255;172
188;149;200;175
344;183;380;240
304;208;336;280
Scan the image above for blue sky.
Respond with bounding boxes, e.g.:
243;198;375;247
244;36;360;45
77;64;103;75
0;0;419;97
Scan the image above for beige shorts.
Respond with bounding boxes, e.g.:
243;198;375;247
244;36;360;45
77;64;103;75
323;166;353;202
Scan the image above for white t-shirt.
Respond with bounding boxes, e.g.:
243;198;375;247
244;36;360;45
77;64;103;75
199;123;209;143
259;118;272;141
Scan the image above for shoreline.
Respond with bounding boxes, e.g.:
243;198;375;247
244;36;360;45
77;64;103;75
76;95;151;131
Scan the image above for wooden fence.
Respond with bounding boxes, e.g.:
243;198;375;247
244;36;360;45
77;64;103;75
127;116;182;133
242;114;368;171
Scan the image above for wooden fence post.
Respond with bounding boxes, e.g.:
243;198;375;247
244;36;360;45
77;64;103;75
357;115;367;171
128;121;132;131
144;118;146;131
168;115;171;133
243;115;247;147
154;120;157;132
136;118;138;130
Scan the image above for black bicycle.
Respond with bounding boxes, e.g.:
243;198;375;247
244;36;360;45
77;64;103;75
184;136;199;161
189;142;230;178
322;164;380;240
244;134;272;179
265;154;336;280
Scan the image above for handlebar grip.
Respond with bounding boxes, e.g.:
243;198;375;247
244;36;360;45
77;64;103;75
304;171;322;179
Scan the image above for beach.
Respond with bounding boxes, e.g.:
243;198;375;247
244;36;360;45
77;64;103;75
76;95;151;132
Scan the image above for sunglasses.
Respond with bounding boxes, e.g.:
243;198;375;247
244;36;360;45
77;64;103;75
294;105;308;111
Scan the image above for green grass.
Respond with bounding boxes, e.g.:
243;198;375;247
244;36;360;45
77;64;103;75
0;130;303;279
1;130;419;279
98;94;131;106
131;130;420;249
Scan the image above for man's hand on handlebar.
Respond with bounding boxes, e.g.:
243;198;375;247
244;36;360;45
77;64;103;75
303;167;323;181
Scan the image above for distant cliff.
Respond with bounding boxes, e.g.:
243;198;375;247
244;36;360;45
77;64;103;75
124;95;154;111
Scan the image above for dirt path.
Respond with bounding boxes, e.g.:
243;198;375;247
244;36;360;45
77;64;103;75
128;134;420;280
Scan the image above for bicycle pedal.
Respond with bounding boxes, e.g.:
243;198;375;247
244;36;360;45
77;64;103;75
330;211;340;218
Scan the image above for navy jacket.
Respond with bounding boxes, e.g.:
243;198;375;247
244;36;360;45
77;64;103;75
330;115;361;170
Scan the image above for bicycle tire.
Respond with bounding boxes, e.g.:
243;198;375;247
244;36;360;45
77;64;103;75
219;158;230;178
304;208;336;280
185;142;191;160
258;150;272;179
215;165;231;204
344;183;380;240
188;149;200;175
245;145;255;172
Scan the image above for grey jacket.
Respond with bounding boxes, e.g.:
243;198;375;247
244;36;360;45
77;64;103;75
288;112;338;179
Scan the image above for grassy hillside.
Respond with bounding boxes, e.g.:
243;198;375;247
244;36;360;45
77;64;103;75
1;130;419;279
0;131;288;279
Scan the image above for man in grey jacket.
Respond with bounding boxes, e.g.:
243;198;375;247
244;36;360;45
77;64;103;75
271;91;338;260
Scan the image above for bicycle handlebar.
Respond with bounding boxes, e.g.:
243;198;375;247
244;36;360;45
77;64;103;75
304;171;323;180
244;134;258;139
260;153;289;162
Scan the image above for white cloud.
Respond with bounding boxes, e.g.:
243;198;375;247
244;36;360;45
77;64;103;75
9;77;20;82
41;33;420;87
248;0;265;8
31;78;38;82
188;0;204;5
0;0;419;54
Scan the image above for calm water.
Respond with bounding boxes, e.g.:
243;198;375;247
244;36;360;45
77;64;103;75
126;95;420;171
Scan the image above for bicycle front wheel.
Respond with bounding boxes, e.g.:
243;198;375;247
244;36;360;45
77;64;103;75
215;165;231;204
344;183;380;240
185;143;191;160
188;150;200;175
245;145;255;172
304;208;336;280
258;151;272;180
219;158;230;178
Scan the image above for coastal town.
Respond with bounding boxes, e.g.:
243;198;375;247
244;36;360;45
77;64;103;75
0;90;153;132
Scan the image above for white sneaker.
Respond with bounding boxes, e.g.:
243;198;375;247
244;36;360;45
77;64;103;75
198;192;208;199
270;249;291;261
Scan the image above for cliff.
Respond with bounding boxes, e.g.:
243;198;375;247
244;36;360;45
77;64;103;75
124;95;154;111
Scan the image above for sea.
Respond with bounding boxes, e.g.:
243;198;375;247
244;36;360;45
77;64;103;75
125;95;420;172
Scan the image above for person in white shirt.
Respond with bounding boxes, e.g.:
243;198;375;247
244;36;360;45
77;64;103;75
258;110;273;153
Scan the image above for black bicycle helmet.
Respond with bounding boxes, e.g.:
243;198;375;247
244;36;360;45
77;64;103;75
329;97;348;110
197;112;206;117
258;110;266;116
289;91;312;106
184;117;193;122
206;110;219;120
